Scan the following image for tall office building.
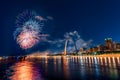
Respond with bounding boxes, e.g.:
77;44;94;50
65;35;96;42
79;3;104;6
97;45;103;52
104;38;113;52
113;41;120;51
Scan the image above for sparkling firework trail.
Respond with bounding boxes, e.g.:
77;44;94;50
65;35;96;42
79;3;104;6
14;10;47;49
17;30;40;49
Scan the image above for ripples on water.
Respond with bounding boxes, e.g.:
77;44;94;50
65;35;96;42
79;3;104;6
0;56;120;80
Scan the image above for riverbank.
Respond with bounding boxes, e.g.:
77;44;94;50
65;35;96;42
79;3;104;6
91;54;120;57
70;54;120;57
26;53;120;59
0;54;120;59
50;53;120;57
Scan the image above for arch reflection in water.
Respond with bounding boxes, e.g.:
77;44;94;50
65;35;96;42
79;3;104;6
9;61;43;80
62;56;70;80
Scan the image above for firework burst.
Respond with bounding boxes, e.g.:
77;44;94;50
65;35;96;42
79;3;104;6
14;10;47;49
17;30;40;49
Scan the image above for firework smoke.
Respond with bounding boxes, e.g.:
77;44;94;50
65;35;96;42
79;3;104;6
47;31;93;53
14;10;48;49
64;31;93;52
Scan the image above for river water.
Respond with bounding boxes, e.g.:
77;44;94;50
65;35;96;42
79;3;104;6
0;56;120;80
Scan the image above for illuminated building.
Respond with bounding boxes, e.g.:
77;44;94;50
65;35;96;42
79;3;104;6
104;38;113;52
92;47;98;52
113;41;120;51
97;45;104;52
79;48;87;54
80;48;86;53
113;41;117;51
87;48;93;53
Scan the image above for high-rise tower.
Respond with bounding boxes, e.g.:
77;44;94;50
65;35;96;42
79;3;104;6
104;38;113;52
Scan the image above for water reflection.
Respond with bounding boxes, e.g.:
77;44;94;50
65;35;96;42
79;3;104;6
9;61;43;80
62;56;70;80
4;56;120;80
64;56;120;80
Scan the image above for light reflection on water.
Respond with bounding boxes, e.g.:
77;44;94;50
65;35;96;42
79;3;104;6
8;61;43;80
3;56;120;80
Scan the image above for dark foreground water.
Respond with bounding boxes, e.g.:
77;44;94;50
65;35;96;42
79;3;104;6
0;56;120;80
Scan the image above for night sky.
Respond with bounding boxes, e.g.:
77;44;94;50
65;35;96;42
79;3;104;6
0;0;120;56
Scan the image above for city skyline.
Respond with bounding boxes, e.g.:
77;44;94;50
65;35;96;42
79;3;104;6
80;38;120;54
0;0;120;55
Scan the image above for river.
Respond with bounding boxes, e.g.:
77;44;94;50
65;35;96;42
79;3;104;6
0;56;120;80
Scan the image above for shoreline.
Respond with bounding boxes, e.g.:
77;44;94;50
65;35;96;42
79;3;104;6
0;54;120;59
70;54;120;57
27;54;120;58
